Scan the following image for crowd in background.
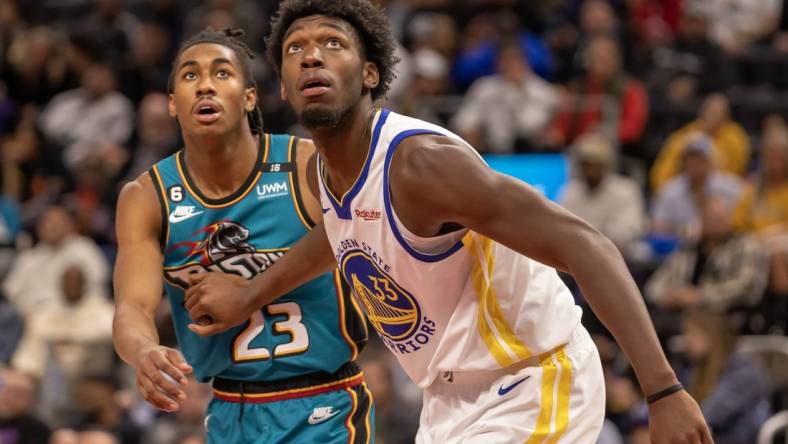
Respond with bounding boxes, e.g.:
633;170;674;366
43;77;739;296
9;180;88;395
0;0;787;443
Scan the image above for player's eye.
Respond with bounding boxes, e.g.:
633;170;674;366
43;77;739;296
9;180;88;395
216;69;230;78
326;38;342;49
183;72;197;80
287;43;302;54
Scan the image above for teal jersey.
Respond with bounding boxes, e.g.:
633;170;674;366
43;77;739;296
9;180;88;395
150;134;367;382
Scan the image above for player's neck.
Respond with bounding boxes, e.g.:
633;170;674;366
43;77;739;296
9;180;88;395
181;126;259;198
311;100;376;197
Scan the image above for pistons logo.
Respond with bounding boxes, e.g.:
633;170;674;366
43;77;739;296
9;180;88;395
169;221;254;265
341;250;420;340
164;221;285;289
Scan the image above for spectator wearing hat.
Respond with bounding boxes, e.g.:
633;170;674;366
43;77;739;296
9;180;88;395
559;132;646;254
451;40;559;153
651;133;743;238
650;93;749;191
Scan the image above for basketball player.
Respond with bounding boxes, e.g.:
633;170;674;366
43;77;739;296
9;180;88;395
184;3;713;443
112;28;373;444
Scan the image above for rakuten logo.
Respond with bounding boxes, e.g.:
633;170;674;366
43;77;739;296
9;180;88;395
354;209;381;221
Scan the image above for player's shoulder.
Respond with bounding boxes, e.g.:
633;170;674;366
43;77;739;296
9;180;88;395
394;133;479;179
295;136;317;158
117;172;161;213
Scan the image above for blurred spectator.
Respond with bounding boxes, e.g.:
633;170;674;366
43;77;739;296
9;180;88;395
650;94;750;191
71;376;142;444
645;6;737;104
361;352;419;444
0;0;25;70
451;40;559;153
451;11;554;90
405;11;457;57
0;368;51;443
144;378;210;444
733;123;788;235
650;134;743;238
3;26;69;107
605;372;648;439
627;0;682;47
50;428;120;444
81;0;140;60
183;0;265;52
680;309;771;444
119;22;171;105
125;93;178;180
0;169;21;247
646;195;767;334
132;0;186;53
548;35;649;151
732;121;788;332
0;291;23;365
396;48;451;125
1;104;50;205
3;205;109;315
67;156;120;246
12;265;115;383
699;0;782;55
560;133;646;253
39;61;134;173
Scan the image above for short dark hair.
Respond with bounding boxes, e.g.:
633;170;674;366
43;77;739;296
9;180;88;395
266;0;399;101
168;28;263;136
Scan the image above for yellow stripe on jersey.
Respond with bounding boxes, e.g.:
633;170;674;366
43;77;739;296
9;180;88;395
525;351;559;444
546;348;572;444
361;382;374;444
344;386;359;442
464;233;531;367
150;165;170;246
334;270;359;361
287;136;313;229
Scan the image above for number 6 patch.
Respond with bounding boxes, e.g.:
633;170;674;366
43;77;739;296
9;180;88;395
168;185;184;202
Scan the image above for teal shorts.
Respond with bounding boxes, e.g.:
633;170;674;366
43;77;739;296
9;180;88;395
205;368;374;444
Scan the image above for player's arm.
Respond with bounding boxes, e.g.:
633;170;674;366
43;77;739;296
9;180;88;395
390;135;712;444
113;174;192;412
185;140;334;335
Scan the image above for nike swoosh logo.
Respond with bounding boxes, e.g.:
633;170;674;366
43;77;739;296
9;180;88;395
169;210;204;223
497;375;530;396
322;207;331;214
307;410;340;425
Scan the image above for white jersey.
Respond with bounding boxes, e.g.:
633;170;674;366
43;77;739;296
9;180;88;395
318;109;582;388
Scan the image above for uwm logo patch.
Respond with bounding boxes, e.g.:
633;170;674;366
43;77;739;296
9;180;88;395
257;181;288;200
354;208;381;221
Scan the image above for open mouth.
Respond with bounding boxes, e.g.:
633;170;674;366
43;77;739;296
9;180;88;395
193;100;222;124
299;76;331;98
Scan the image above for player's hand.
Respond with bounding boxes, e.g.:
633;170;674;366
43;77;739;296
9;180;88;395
134;345;192;412
184;272;259;336
648;390;714;443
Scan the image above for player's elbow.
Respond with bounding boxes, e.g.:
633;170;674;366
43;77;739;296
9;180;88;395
566;226;622;273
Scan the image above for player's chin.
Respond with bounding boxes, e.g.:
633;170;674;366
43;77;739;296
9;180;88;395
298;104;345;129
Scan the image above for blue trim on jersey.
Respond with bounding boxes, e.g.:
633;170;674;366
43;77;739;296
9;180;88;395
321;109;390;220
383;128;465;263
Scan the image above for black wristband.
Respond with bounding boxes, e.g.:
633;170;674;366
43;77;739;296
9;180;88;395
646;383;685;404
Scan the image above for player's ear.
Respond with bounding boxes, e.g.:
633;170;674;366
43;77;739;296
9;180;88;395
245;87;257;113
168;93;177;118
280;79;288;102
363;61;380;91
